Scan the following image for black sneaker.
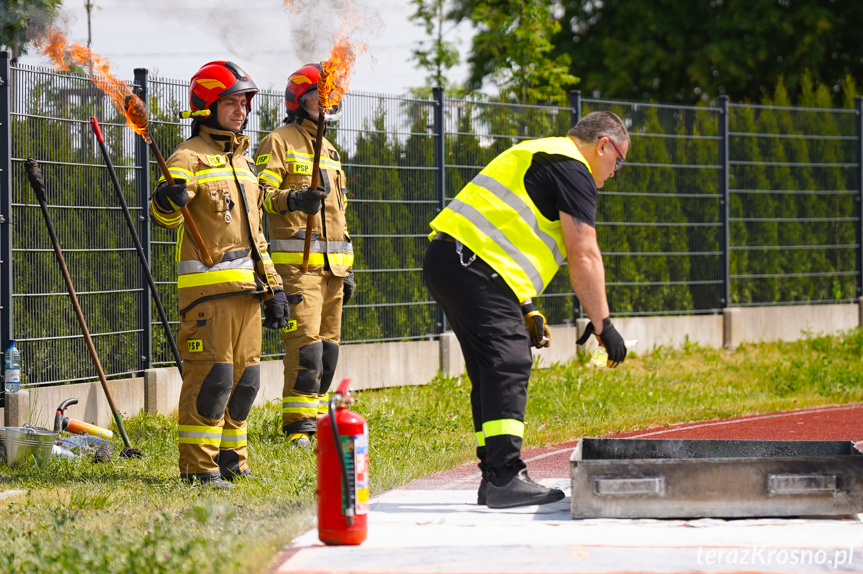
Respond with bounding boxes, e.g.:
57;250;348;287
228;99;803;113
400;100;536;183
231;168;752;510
485;469;565;509
477;478;488;505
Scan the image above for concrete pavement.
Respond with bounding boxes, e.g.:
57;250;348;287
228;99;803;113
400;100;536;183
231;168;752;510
273;404;863;574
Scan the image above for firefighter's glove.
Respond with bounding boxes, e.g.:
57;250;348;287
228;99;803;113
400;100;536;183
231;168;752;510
153;179;188;212
342;271;355;306
596;317;626;368
262;290;290;330
521;302;551;349
288;185;328;215
576;321;595;346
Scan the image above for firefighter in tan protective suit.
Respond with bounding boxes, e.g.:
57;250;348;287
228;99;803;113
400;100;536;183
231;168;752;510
149;61;289;489
255;63;355;448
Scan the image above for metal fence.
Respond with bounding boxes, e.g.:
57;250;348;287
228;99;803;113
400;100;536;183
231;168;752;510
1;51;860;388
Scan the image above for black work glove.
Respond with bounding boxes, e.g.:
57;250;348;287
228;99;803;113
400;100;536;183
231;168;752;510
520;302;551;349
262;290;290;330
342;271;355;306
577;317;627;368
288;185;328;215
153;179;188;212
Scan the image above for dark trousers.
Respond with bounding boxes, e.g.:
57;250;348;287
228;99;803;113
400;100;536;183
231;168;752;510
423;239;532;486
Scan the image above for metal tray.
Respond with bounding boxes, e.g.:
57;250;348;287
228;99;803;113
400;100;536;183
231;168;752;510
570;438;863;519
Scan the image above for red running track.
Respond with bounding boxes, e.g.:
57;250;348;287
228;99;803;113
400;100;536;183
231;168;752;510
399;402;863;491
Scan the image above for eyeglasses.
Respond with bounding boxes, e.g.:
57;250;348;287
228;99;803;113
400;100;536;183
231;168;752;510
608;139;625;171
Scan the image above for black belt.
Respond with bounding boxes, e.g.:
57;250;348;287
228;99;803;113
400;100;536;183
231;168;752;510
434;232;455;243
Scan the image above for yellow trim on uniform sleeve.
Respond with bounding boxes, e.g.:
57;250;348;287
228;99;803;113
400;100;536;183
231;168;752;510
285;151;314;162
263;189;278;214
176;225;185;263
151;208;182;226
158;167;194;184
259;169;283;187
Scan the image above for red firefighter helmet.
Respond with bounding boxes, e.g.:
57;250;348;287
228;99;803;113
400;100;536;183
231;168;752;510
189;61;257;112
285;63;322;113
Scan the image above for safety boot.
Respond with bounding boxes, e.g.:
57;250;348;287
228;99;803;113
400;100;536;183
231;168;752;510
288;432;313;449
223;468;263;482
193;476;235;491
477;479;488;505
485;469;565;509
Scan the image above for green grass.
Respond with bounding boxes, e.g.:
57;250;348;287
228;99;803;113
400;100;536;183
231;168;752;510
1;328;862;573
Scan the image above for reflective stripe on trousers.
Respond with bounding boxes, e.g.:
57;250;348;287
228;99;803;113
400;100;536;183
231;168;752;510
282;396;318;416
220;427;248;448
178;425;222;446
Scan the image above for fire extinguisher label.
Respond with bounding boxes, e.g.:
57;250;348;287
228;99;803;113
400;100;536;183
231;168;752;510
354;431;369;515
341;431;370;516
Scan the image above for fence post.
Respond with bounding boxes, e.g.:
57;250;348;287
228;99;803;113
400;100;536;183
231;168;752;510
856;97;863;299
432;86;446;335
569;90;582;125
134;68;152;370
718;95;730;309
569;90;583;321
0;52;12;399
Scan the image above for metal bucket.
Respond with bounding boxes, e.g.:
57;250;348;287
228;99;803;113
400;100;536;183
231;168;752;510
1;426;59;468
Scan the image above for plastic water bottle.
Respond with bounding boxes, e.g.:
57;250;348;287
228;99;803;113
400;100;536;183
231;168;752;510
51;444;79;461
590;339;638;367
4;340;20;393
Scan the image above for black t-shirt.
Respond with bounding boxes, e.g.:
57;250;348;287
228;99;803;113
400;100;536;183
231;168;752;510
523;152;597;227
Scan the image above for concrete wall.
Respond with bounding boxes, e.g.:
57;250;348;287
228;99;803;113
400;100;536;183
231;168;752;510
7;377;147;431
723;303;859;349
6;301;862;429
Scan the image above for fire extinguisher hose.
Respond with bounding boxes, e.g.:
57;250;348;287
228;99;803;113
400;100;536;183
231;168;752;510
328;394;355;526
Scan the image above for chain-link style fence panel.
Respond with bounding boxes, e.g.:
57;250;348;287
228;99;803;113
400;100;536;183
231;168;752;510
2;55;860;385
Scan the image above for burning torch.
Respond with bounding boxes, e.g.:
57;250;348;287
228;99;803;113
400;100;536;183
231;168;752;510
301;68;331;273
34;29;213;266
122;95;215;267
301;42;356;272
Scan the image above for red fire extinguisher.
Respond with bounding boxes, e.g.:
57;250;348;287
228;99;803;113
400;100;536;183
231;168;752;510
316;378;368;546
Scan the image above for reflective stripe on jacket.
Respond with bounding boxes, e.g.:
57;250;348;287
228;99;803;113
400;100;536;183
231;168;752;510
148;125;282;311
429;137;590;302
255;118;352;277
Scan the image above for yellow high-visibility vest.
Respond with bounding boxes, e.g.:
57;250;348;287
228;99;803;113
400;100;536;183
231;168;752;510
429;137;591;302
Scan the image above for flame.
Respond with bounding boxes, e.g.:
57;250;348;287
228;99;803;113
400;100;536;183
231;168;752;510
278;0;366;115
36;27;150;140
318;35;365;113
280;0;298;16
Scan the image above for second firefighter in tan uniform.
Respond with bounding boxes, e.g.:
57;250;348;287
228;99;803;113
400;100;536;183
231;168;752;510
255;63;354;447
150;61;288;488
